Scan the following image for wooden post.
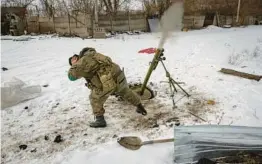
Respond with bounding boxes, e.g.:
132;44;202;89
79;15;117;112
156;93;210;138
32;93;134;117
110;14;113;31
128;11;131;31
86;13;90;37
38;16;40;34
75;13;78;27
91;8;94;37
236;0;241;23
94;0;98;26
216;11;220;27
52;14;55;33
68;14;71;35
219;68;262;81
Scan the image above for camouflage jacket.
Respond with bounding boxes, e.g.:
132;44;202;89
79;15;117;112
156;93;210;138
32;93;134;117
68;48;121;91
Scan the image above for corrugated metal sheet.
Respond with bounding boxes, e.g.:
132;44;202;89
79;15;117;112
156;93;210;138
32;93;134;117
174;125;262;164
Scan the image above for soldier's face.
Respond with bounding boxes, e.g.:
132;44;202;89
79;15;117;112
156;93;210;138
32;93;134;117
71;56;78;65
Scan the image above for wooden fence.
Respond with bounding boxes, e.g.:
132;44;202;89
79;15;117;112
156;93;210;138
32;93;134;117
98;13;147;31
26;12;147;37
184;0;262;16
183;0;262;28
183;15;261;29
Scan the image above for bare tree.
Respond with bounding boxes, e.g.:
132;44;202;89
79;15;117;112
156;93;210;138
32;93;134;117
27;4;40;16
2;0;35;7
142;0;172;18
69;0;95;14
39;0;56;17
101;0;131;15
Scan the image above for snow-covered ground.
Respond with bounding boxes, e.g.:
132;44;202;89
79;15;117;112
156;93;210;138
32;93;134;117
1;25;262;164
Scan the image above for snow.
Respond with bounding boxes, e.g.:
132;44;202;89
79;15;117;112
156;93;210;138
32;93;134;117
1;77;42;109
60;142;173;164
1;25;262;164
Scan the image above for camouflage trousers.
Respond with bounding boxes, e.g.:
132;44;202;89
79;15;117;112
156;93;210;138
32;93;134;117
89;70;141;116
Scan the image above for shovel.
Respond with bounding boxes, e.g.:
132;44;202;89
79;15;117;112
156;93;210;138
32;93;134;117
117;136;174;150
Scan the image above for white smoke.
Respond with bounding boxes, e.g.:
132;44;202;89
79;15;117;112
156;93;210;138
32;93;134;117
157;1;184;48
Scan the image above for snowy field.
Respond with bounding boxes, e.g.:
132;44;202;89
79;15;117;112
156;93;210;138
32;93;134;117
1;25;262;164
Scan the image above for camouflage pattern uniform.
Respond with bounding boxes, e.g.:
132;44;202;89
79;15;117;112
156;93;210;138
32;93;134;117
68;47;146;127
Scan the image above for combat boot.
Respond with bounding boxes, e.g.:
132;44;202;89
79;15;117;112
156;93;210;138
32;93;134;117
89;115;107;128
136;103;147;116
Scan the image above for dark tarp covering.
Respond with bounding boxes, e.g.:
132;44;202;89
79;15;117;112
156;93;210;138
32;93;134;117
174;125;262;163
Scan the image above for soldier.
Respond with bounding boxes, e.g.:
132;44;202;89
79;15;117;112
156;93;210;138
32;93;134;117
68;47;147;128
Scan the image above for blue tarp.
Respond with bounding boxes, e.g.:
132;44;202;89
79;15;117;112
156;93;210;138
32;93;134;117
173;125;262;163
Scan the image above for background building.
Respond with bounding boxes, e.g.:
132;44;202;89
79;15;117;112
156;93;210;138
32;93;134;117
1;7;27;35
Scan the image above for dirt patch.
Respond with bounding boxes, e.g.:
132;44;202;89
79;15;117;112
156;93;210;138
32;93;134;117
215;151;262;164
123;89;219;130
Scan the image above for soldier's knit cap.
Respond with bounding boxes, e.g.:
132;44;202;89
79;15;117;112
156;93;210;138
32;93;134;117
79;47;96;58
69;47;96;65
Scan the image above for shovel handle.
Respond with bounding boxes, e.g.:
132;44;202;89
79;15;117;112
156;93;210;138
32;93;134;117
142;138;174;145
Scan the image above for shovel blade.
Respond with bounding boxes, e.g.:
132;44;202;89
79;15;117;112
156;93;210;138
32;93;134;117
117;136;143;150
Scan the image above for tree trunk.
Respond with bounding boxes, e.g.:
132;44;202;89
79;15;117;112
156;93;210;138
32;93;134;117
219;68;262;81
128;11;131;31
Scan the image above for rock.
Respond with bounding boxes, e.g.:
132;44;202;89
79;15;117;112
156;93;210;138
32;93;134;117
24;106;28;109
54;135;63;143
44;135;49;140
175;121;180;126
166;117;179;123
19;144;27;150
193;119;198;122
2;67;8;71
30;148;37;153
2;154;6;158
152;123;159;128
149;82;154;86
